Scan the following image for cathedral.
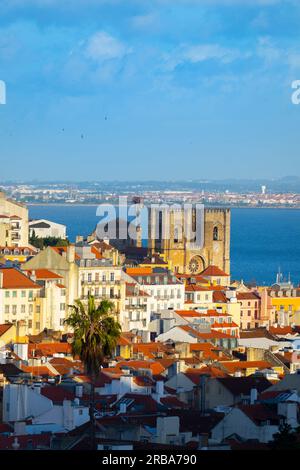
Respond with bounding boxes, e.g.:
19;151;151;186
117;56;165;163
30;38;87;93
147;207;230;275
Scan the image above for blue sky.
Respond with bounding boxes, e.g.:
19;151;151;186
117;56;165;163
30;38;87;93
0;0;300;181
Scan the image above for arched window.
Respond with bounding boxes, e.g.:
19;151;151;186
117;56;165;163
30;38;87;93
174;227;179;243
213;226;219;241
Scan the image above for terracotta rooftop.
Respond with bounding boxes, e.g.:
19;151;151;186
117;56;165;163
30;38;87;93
0;268;41;289
200;265;229;277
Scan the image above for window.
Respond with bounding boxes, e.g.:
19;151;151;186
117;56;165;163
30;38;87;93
213;226;219;241
110;272;115;282
102;274;106;282
60;319;64;326
12;305;17;315
21;290;26;298
60;303;65;311
36;306;40;313
88;273;92;282
95;273;99;282
12;291;17;298
21;305;26;313
5;291;10;298
29;290;33;299
174;227;179;243
28;320;32;328
35;322;40;330
4;305;9;314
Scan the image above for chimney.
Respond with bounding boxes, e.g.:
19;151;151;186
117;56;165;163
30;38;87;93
156;380;164;396
75;385;83;398
11;438;20;450
250;388;258;405
119;403;127;414
67;245;75;263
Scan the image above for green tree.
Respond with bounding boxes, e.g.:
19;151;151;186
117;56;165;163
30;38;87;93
65;296;121;449
270;423;300;450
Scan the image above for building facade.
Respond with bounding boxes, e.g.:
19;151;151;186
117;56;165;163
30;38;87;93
148;207;230;275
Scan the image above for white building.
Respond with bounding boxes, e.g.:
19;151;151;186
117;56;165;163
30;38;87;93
3;384;89;432
125;268;185;314
29;219;67;239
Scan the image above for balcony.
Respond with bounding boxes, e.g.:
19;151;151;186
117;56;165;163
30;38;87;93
81;279;120;286
125;304;147;310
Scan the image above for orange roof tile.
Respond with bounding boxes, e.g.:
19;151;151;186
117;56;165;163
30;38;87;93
24;269;62;280
0;323;14;337
28;342;72;357
201;265;229;277
0;268;41;289
126;267;153;275
220;361;272;373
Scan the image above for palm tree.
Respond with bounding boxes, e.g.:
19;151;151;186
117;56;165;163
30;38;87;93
65;295;122;449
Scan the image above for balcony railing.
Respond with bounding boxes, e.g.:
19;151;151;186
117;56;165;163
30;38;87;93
81;280;120;286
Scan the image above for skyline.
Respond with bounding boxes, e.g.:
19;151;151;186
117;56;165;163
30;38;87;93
1;0;300;180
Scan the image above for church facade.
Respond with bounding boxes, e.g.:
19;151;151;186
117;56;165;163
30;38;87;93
147;207;230;275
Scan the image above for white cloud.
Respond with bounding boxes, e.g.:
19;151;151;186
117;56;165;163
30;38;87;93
85;31;131;61
164;44;244;71
131;13;158;30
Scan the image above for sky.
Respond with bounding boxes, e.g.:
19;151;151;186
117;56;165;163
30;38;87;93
0;0;300;181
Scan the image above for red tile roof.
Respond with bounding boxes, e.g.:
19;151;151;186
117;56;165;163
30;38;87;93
160;396;187;409
237;292;260;301
21;365;56;377
133;342;168;359
213;291;228;302
185;366;227;381
201;265;229;277
220;360;273;373
0;268;41;289
24;269;62;280
28;342;72;358
185;285;211;292
41;386;75;403
269;326;293;335
0;323;14;337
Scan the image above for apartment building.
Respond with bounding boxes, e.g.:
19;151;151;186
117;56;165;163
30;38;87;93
125;267;185;314
121;283;151;334
0;268;41;334
237;292;261;330
29;219;67;239
0;192;29;247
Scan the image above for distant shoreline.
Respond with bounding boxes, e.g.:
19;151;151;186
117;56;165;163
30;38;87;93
27;203;300;210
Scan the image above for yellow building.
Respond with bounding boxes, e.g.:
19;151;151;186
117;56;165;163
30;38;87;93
267;286;300;325
0;192;29;247
148;207;230;275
